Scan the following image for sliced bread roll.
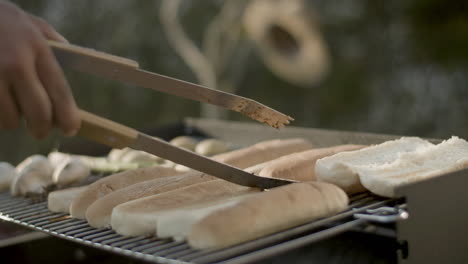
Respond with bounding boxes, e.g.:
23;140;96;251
186;182;348;249
85;159;275;229
156;196;248;241
213;138;313;168
355;136;468;197
259;145;364;181
48;186;87;213
85;172;211;228
70;166;181;219
84;138;313;227
110;180;259;236
315;137;433;194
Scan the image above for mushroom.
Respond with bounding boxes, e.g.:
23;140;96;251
11;155;54;196
53;157;91;187
120;149;162;164
160;160;176;169
174;164;192;172
170;136;198;151
0;162;17;191
48;151;71;168
195;139;229;156
107;148;132;162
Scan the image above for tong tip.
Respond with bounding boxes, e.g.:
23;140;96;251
238;102;294;129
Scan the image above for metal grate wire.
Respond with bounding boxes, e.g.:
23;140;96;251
0;191;395;264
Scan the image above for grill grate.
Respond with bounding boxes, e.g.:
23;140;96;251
0;191;397;264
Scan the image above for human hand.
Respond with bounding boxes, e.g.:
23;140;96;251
0;1;80;139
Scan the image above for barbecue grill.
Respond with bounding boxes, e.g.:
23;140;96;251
1;118;467;264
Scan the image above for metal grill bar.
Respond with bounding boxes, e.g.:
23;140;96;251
176;197;395;263
0;191;395;264
212;219;368;264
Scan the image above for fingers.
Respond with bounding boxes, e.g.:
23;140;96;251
27;14;68;43
0;4;77;139
35;42;81;136
0;80;20;129
28;15;80;136
9;53;53;139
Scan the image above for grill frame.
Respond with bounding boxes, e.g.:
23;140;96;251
0;191;397;264
1;119;443;263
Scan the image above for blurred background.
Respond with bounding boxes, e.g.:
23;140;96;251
2;0;468;164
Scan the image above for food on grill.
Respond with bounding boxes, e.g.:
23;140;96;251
175;139;230;172
16;155;52;172
84;159;274;228
48;186;87;213
110;147;163;165
119;149;162;164
315;136;468;197
48;151;70;168
107;148;131;162
315;137;433;194
11;155;54;196
0;162;17;191
70;166;181;219
173;164;191;172
259;145;364;181
156;197;245;241
195;139;229;156
110;180;259;236
213;138;313;168
85;172;209;228
180;139;231;172
52;157;91;187
170;136;198;151
243;160;277;174
350;136;468;197
50;151;139;173
161;138;312;173
185;181;347;249
82;138;312;227
160;160;176;169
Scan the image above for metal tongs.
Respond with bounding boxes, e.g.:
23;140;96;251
49;41;293;128
50;41;296;189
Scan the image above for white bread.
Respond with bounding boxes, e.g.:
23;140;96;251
213;138;313;168
83;138;312;227
356;136;468;197
187;182;348;249
259;145;365;181
110;180;259;236
48;186;87;213
315;137;433;194
85;172;211;228
85;161;270;229
156;196;248;241
69;166;181;219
